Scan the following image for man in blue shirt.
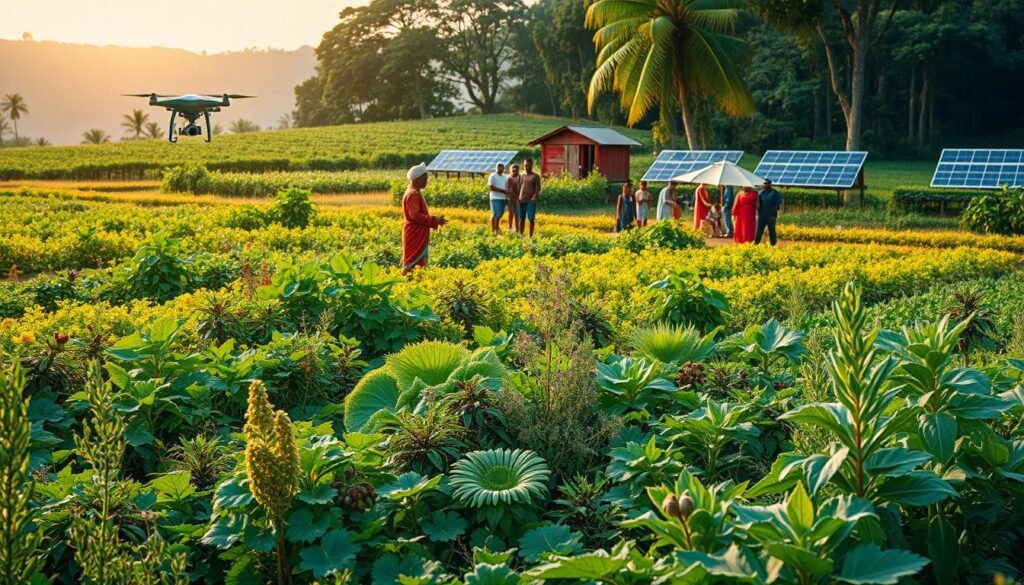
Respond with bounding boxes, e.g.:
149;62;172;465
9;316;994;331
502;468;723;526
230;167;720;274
754;179;782;246
722;185;735;237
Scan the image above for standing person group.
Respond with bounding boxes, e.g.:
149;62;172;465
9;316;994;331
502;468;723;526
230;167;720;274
486;158;541;236
731;179;782;245
613;179;662;232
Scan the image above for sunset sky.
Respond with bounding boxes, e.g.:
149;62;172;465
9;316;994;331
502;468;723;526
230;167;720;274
0;0;360;53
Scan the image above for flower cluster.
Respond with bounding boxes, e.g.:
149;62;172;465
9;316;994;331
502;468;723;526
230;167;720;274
243;380;299;520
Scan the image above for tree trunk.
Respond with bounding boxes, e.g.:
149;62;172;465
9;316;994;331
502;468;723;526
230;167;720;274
929;80;936;143
908;67;917;141
413;70;428;119
918;63;929;148
826;87;833;137
845;36;867;150
813;84;821;141
677;83;698;149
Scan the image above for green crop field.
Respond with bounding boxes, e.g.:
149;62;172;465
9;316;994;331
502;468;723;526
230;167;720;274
0;114;654;180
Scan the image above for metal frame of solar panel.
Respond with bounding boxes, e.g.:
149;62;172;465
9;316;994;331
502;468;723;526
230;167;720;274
426;150;518;175
754;151;868;189
930;149;1024;189
641;150;744;182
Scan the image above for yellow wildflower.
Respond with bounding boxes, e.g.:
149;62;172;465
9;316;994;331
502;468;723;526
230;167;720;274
11;331;36;345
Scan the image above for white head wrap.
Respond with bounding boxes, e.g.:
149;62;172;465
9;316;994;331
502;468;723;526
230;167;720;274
407;163;428;181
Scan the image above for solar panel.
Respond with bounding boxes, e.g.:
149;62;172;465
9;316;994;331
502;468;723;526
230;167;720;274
754;150;868;189
641;150;744;182
930;149;1024;189
426;150;518;174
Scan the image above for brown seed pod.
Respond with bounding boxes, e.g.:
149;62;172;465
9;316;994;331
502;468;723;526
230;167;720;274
662;493;681;519
678;493;695;519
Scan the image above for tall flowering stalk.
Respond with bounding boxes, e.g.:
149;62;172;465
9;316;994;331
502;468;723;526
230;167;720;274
244;381;298;585
0;362;46;584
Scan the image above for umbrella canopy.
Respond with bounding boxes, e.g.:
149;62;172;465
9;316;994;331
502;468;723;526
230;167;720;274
672;161;764;187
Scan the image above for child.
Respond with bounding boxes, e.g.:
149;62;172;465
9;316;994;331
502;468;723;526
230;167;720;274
635;180;652;227
707;204;726;237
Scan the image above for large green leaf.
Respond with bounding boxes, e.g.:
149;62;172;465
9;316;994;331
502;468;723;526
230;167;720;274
527;550;628;579
386;340;470;389
927;516;958;585
212;476;253;510
763;542;833;577
299;529;360;578
344;368;400;432
378;471;442;501
150;471;195;501
464;563;521;585
422;511;468;542
863;447;931;477
836;544;929;584
876;471;956;506
518;524;583;563
919;412;957;465
286;507;331;543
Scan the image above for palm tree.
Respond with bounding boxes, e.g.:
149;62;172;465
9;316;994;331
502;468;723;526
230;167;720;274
144;122;164;139
212;124;224;137
0;94;29;143
81;129;111;144
229;119;260;134
0;116;9;147
585;0;754;148
121;109;150;140
34;137;50;147
277;114;291;130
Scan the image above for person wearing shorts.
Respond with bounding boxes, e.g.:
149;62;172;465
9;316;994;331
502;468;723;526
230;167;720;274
506;164;521;232
487;163;508;234
517;158;541;237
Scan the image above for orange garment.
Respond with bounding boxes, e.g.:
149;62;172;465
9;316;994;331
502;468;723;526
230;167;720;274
693;185;711;231
732;188;758;244
402;186;440;274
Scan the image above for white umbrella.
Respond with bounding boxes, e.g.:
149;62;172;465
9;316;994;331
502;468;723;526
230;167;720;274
672;160;764;187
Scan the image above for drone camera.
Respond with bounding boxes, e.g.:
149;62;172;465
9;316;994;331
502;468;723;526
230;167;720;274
181;125;203;137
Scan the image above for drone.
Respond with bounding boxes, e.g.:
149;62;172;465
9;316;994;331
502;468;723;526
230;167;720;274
123;93;255;143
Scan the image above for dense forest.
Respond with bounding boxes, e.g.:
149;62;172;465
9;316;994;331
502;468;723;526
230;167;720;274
293;0;1024;157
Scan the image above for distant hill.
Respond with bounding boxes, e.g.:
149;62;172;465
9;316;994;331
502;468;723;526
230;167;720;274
0;39;316;144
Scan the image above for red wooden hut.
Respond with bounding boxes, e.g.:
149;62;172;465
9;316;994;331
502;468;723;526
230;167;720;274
528;126;641;183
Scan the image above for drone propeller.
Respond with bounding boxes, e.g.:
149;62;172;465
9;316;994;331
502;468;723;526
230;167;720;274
122;93;172;97
206;94;256;99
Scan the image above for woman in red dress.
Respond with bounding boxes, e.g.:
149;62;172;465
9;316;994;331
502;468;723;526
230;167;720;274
693;183;712;231
402;164;446;274
732;186;758;244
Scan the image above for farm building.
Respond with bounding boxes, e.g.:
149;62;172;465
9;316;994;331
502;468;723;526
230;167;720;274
528;126;641;183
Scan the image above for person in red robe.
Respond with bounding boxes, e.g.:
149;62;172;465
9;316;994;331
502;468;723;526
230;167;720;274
402;163;446;274
693;183;712;231
732;186;758;244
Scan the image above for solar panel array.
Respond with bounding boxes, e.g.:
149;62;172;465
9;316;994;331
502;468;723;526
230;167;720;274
754;151;868;189
642;150;744;182
930;149;1024;189
426;150;518;174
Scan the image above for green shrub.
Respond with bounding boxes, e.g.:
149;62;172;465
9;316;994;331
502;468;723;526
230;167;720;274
961;186;1024;235
648;266;729;333
892;187;981;211
616;220;705;252
268;187;316;229
161;163;212;193
224;204;269;230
